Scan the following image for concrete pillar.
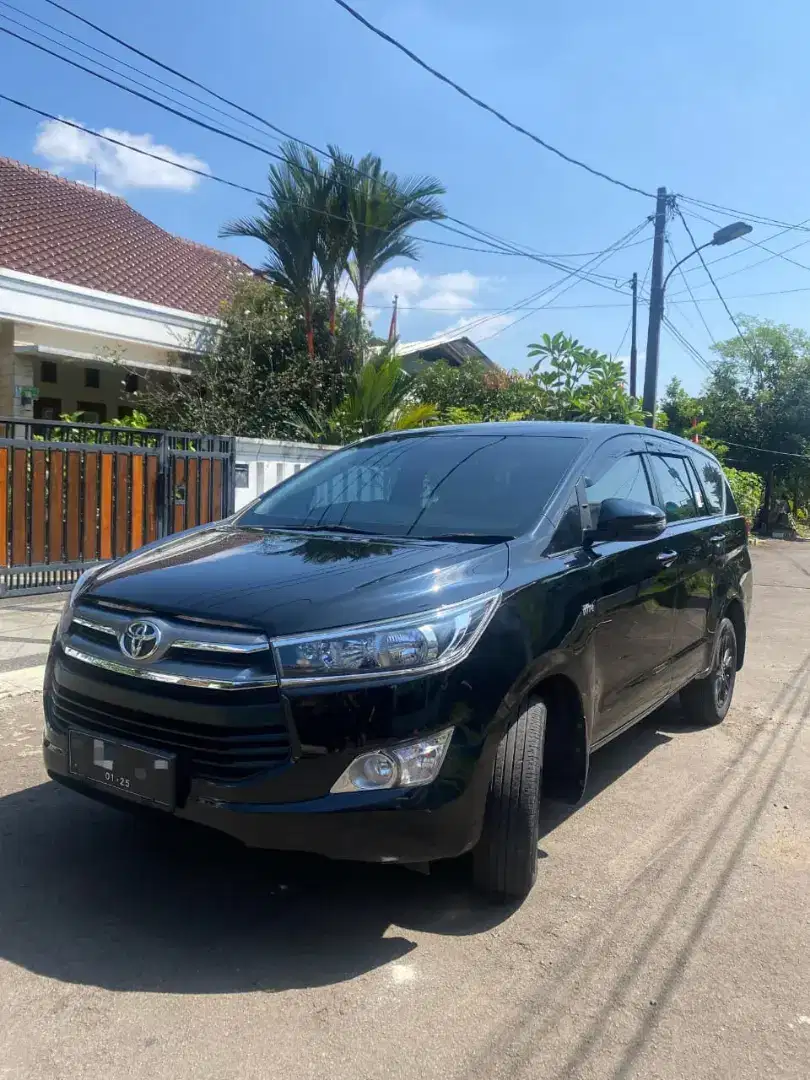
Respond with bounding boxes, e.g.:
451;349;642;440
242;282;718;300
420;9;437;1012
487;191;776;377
0;321;34;420
0;320;14;417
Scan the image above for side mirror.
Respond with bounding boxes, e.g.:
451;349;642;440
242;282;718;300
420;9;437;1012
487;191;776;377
583;497;666;548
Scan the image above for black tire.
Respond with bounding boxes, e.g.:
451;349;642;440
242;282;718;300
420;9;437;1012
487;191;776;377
680;616;738;726
472;697;546;903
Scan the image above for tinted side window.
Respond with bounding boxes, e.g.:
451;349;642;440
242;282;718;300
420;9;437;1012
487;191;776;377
585;453;652;526
692;455;725;515
648;455;699;522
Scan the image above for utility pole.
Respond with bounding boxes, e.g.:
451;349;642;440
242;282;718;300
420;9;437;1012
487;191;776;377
642;186;668;426
629;272;638;399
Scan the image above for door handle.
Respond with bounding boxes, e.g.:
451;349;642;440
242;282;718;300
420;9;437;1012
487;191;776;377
708;533;725;546
656;550;679;567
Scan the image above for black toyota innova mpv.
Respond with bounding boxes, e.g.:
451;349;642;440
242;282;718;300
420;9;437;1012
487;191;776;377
43;422;752;901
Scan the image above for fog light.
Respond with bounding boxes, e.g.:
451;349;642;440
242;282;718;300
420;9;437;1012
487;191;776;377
330;728;453;794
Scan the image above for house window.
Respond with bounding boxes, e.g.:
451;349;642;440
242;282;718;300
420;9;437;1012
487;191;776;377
34;396;62;421
84;367;100;388
124;372;139;393
41;360;57;383
235;464;250;489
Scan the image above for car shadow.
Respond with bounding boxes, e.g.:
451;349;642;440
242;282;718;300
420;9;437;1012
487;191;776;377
0;697;685;996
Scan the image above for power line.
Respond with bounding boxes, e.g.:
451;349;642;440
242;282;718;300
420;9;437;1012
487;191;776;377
677;207;757;361
476;220;651;344
426;220;649;343
679;204;810;279
661;314;714;375
666;233;716;345
330;0;655;199
0;4;281;147
30;3;639;279
0;93;539;256
719;440;810;462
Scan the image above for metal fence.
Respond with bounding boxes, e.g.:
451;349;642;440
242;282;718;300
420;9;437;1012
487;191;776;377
0;417;235;596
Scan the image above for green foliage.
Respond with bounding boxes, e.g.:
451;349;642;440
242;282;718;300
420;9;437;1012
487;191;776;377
411;359;541;423
142;279;365;438
297;351;438;443
527;332;645;423
660;377;705;441
411;333;644;427
704;318;810;475
725;467;763;525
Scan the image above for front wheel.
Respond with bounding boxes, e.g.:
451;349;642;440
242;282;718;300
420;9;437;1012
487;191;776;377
472;697;546;903
680;616;738;726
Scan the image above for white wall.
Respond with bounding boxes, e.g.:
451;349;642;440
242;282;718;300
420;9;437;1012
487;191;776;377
234;437;338;510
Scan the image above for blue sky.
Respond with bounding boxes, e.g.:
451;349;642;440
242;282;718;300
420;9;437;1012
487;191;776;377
3;0;810;394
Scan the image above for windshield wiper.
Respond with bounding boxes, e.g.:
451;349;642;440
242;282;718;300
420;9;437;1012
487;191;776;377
422;532;514;543
280;523;383;536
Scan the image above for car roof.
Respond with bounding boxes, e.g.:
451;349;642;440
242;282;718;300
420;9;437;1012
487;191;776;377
361;420;714;455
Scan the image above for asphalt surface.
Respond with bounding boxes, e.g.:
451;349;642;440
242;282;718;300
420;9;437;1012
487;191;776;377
1;541;808;1079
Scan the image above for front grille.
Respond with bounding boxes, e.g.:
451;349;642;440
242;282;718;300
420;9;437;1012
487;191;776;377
50;685;291;783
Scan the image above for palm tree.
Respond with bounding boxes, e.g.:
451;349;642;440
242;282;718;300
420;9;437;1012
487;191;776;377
345;153;446;326
295;351;437;443
221;143;329;357
223;143;446;354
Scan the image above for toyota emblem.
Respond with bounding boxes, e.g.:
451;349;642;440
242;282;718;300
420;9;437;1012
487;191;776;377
120;620;161;661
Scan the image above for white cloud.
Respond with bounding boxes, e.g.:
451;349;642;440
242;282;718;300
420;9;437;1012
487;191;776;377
34;118;210;192
365;267;490;315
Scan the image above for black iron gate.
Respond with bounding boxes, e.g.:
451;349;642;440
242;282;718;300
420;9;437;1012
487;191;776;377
0;417;235;596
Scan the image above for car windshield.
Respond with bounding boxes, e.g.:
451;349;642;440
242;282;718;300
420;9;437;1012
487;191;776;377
236;433;583;540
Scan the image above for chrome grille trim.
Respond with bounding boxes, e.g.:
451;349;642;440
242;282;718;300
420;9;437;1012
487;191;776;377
69;613;270;652
63;645;278;690
72;616;117;636
171;639;269;655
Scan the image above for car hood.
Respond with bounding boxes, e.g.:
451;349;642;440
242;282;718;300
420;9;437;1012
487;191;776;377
84;526;510;636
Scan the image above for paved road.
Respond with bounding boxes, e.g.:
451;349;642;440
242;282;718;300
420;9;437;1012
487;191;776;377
1;542;808;1079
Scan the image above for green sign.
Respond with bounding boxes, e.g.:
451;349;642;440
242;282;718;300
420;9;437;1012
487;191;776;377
14;385;40;400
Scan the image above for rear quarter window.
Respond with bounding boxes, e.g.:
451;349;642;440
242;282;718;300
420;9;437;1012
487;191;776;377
692;454;726;515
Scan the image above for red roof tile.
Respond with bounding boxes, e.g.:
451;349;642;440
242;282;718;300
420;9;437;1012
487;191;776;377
0;156;251;316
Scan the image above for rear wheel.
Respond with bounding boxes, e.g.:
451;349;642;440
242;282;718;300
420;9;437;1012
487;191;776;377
472;697;546;903
680;616;738;726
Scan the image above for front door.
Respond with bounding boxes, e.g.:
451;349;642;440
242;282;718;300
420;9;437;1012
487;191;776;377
578;437;680;742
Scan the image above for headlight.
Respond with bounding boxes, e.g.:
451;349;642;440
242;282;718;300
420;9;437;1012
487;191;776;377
331;727;454;793
272;591;500;685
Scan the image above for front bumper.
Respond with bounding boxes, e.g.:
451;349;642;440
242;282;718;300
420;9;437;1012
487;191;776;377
43;644;496;863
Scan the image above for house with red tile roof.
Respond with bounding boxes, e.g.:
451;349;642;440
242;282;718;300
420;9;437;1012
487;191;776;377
0;156;250;421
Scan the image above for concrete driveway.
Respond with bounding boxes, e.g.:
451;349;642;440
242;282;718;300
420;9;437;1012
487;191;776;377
0;542;808;1079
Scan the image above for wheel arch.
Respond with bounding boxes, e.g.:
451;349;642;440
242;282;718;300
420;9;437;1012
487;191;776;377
724;596;746;670
530;672;588;804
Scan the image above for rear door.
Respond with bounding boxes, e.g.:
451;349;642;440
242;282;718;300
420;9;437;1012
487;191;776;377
576;436;680;742
644;449;716;691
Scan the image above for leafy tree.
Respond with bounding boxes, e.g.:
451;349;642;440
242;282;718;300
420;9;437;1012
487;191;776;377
527;332;644;424
142;279;364;438
704;318;810;516
660;377;705;441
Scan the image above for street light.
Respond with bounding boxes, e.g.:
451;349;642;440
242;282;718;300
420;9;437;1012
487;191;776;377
661;221;753;292
641;186;752;427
